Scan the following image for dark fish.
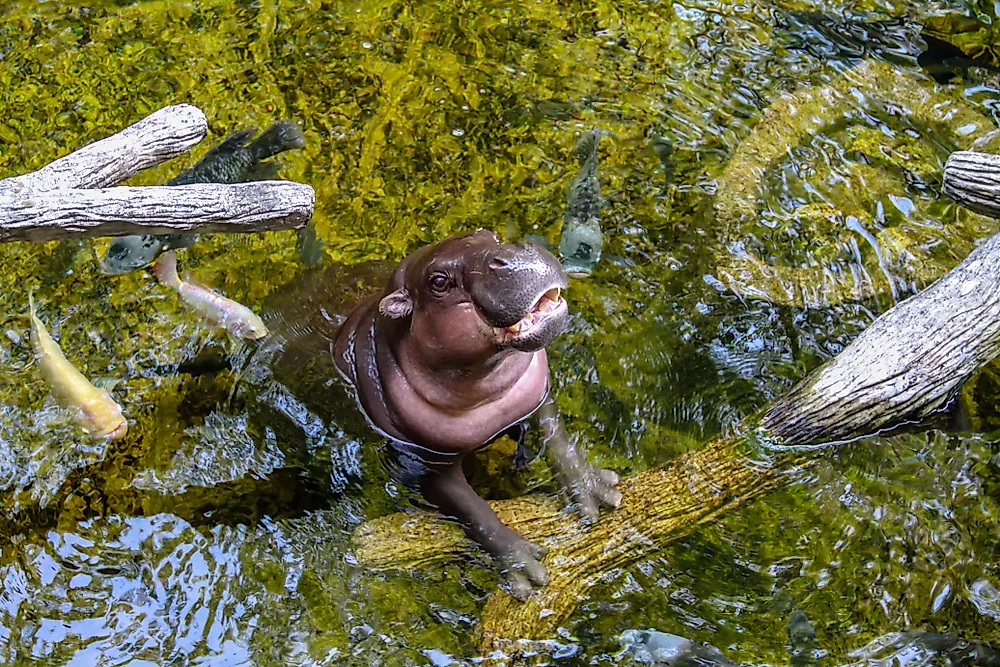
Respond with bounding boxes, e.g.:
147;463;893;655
101;120;306;275
787;610;821;667
918;34;1000;84
296;222;326;267
650;134;675;184
558;128;604;278
618;629;737;667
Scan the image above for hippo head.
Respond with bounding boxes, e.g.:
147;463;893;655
377;230;569;363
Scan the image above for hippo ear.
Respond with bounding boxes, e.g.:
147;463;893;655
378;289;413;319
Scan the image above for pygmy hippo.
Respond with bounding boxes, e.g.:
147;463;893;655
333;230;622;598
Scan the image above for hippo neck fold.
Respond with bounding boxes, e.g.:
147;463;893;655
335;303;551;457
392;335;536;410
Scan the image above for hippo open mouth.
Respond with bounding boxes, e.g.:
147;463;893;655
495;285;568;350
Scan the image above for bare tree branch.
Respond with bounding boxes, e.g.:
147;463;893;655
0;104;208;193
943;150;1000;219
0;104;313;242
0;182;315;243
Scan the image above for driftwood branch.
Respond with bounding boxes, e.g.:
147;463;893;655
761;230;1000;442
0;104;208;193
943;150;1000;219
0;104;314;242
350;157;1000;660
0;183;315;243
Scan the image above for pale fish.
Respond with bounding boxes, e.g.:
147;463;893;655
153;251;269;340
29;294;128;440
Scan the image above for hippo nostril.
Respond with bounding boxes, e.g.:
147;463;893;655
489;257;510;271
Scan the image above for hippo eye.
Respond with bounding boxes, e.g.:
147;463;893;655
428;273;450;293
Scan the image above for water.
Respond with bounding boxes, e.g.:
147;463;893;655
1;0;999;664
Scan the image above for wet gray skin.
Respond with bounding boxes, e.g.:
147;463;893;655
101;120;306;275
558;128;604;278
332;230;621;599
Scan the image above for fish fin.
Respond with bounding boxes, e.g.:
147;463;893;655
28;290;35;318
248;120;306;162
152;251;182;288
164;129;257;185
212;128;257;153
249;161;281;182
160;233;199;250
181;273;216;292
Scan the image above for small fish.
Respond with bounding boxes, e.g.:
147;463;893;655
618;629;736;667
101;120;307;275
649;134;675;184
29;294;127;440
787;610;821;667
558;129;605;278
296;222;326;267
152;251;268;340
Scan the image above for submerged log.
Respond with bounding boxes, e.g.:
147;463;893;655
0;104;314;243
350;206;1000;659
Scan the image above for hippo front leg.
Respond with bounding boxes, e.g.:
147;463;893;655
538;397;622;522
419;463;548;600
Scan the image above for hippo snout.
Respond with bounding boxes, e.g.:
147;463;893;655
469;242;569;330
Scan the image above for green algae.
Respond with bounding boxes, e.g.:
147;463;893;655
714;58;1000;309
0;0;999;665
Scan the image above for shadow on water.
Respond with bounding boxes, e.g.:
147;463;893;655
1;0;1000;665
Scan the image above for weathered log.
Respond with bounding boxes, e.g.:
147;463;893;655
943;151;1000;219
0;104;314;242
349;218;1000;661
0;182;315;243
0;104;208;193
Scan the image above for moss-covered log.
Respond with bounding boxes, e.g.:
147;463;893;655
712;60;1000;309
350;219;1000;661
0;104;314;242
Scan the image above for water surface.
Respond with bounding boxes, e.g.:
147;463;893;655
1;0;999;664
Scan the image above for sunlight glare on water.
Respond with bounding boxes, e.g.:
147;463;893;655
0;0;999;664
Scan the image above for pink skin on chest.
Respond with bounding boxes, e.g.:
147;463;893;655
336;304;549;456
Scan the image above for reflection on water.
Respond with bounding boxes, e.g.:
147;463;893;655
0;0;999;664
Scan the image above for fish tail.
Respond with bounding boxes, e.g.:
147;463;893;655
248;120;306;161
28;290;35;318
152;251;182;289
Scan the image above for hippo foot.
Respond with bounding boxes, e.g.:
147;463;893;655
494;535;549;601
538;399;622;522
558;459;622;523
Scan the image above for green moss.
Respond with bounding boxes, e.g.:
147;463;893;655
713;59;1000;308
1;0;1000;665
